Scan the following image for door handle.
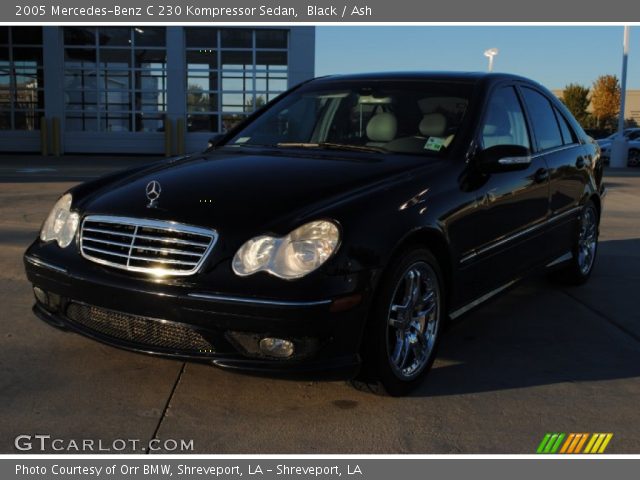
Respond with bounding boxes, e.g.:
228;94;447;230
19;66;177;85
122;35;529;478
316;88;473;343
576;156;585;168
534;168;549;183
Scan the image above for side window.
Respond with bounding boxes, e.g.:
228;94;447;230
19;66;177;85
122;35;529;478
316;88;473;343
554;108;577;145
521;88;563;151
481;87;530;150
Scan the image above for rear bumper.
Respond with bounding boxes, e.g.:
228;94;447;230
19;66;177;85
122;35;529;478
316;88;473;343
24;252;370;377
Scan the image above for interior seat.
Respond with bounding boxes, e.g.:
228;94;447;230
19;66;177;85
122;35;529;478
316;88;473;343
366;112;398;147
386;112;449;153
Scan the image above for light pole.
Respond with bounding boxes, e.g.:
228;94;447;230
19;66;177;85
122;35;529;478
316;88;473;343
484;48;499;72
610;26;630;168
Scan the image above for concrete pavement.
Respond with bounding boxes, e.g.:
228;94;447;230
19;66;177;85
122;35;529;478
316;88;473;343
1;157;638;453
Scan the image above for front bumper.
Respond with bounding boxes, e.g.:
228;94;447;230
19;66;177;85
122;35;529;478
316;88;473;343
24;251;372;377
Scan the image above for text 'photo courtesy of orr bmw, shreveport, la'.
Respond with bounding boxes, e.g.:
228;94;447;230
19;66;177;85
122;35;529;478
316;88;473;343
24;72;605;396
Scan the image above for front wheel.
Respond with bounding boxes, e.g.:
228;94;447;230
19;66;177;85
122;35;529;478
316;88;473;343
629;149;639;167
554;200;599;285
355;248;444;396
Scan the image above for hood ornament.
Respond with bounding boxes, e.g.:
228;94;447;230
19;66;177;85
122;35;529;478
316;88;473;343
145;180;161;208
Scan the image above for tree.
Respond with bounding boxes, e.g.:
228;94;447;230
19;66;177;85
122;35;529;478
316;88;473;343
590;75;621;131
561;83;590;127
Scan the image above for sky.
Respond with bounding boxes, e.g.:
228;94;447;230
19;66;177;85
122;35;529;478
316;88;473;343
315;26;640;90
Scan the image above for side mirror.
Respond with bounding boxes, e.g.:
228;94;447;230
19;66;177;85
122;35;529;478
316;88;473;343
207;134;225;149
476;144;531;173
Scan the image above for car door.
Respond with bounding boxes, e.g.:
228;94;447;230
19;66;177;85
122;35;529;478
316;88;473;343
519;86;587;262
456;85;550;301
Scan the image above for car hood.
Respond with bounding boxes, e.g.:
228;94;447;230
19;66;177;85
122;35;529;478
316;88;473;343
77;149;436;235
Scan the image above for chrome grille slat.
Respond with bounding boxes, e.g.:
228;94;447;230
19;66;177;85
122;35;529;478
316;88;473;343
82;228;210;248
83;236;203;257
83;246;199;266
80;215;218;276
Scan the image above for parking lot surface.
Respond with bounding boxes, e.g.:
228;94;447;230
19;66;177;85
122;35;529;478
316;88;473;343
1;156;639;453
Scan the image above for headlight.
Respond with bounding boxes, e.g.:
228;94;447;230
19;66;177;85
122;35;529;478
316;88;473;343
40;193;80;248
232;220;340;279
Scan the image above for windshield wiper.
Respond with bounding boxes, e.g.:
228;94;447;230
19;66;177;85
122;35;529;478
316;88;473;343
276;142;387;153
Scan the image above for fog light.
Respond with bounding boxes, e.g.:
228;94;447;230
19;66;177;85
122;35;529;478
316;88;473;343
33;287;49;306
259;337;295;358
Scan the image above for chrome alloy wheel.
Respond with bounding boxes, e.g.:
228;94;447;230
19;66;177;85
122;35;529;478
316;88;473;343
578;207;598;275
386;261;440;380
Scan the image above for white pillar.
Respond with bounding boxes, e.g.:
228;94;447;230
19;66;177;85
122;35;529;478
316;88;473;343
610;26;630;168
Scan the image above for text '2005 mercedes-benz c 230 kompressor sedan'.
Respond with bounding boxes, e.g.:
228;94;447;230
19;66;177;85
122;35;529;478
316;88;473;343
24;72;605;395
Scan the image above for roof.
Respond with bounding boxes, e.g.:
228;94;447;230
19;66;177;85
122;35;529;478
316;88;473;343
313;71;533;84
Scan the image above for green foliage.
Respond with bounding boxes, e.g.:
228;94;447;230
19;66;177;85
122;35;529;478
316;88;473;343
561;83;591;127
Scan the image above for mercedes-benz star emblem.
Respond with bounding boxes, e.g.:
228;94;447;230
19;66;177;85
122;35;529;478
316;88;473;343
145;180;161;207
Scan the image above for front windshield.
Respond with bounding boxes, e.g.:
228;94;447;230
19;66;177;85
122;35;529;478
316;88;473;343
226;81;474;155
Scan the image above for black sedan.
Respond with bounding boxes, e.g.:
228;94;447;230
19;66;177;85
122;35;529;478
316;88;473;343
24;72;605;395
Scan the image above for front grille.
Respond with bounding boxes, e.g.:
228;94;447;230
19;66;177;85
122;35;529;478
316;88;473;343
66;302;214;353
80;215;217;276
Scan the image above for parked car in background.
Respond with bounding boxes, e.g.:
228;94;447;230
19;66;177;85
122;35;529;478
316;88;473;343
599;137;640;166
596;128;640;149
24;72;605;395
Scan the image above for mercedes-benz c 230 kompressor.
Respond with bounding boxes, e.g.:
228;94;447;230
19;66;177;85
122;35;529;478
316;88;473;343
24;73;605;395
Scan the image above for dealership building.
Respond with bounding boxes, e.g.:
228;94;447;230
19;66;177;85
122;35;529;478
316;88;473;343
0;26;315;155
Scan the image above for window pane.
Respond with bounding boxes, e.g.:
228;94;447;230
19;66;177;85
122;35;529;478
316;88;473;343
222;74;253;91
135;70;166;90
0;28;8;45
14;89;44;109
12;27;42;45
100;49;131;68
256;51;287;70
102;90;131;110
0;81;9;98
102;114;132;131
65;49;97;66
221;29;252;48
521;88;563;151
555;108;576;145
188;74;218;91
243;96;260;111
13;48;42;64
255;30;287;49
0;47;8;63
66;114;98;131
482;86;530;149
187;92;217;112
221;51;252;69
0;111;10;129
14;110;41;130
222;93;253;112
187;113;218;132
222;113;247;132
65;70;98;90
136;91;166;112
185;28;217;48
134;49;166;68
256;75;287;92
102;70;130;90
186;50;217;70
15;70;42;89
65;90;98;109
64;27;95;46
136;113;164;132
134;27;165;47
99;28;131;46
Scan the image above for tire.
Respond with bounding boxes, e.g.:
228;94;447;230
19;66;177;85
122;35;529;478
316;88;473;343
354;248;444;396
629;149;639;167
553;200;599;285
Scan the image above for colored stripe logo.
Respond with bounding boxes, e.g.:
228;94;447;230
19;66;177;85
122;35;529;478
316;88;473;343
537;433;613;454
